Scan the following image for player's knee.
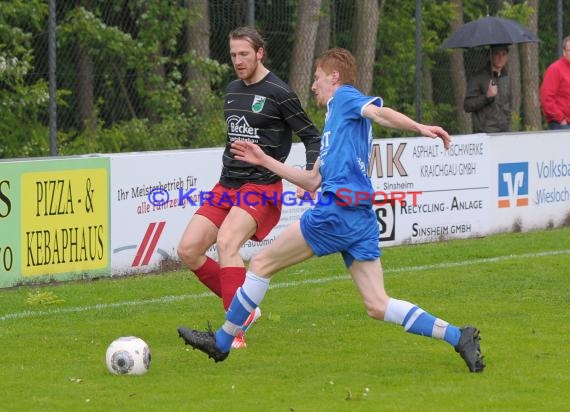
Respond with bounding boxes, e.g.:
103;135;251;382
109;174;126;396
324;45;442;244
176;242;188;261
248;255;262;274
248;254;272;276
177;244;191;263
215;233;241;258
177;240;201;268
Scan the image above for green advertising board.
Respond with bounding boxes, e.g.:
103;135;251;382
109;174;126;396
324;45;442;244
0;156;110;288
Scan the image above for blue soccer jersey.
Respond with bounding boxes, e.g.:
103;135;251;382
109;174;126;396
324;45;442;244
319;85;382;206
300;85;384;266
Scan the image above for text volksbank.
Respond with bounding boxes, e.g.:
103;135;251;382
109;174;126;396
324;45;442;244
536;159;570;178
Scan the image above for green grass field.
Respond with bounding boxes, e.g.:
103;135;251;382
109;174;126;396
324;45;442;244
2;228;570;412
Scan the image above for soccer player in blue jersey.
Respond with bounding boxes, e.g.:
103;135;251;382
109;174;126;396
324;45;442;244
178;48;485;372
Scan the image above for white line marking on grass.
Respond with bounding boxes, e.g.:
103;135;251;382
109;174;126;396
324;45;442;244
2;249;569;322
0;291;214;321
385;249;570;273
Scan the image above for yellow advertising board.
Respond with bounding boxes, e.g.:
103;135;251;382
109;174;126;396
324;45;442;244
21;168;108;276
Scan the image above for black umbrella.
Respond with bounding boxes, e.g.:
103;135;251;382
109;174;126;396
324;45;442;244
441;16;539;49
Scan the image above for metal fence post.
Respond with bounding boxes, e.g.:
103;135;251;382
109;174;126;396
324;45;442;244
415;0;422;123
557;0;563;57
247;0;255;27
48;0;57;156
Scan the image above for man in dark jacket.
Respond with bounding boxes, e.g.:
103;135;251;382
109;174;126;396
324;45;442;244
464;44;512;133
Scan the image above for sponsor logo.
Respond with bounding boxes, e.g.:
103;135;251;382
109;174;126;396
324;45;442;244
536;159;570;178
21;169;108;276
368;143;408;178
226;115;259;142
112;221;169;267
498;162;528;208
412;223;472;240
132;221;166;267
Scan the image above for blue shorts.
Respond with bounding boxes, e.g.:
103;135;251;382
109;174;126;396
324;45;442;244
300;192;381;268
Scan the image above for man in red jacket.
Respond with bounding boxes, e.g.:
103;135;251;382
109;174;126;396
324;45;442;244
540;36;570;130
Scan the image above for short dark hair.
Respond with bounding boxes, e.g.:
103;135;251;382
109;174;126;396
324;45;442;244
490;44;510;54
228;26;266;53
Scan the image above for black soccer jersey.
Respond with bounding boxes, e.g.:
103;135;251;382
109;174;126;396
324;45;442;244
220;72;321;188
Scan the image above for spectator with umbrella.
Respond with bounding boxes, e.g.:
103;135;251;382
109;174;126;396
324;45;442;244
464;44;512;133
441;15;540;133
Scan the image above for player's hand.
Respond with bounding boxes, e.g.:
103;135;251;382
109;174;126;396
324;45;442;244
418;125;452;150
296;186;316;200
230;141;266;165
487;80;498;98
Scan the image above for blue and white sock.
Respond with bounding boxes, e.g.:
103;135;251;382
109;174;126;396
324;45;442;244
215;271;270;351
384;298;461;346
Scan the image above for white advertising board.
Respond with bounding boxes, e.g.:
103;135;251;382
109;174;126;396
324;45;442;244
368;134;491;246
489;131;570;232
110;149;220;274
4;131;568;286
109;132;569;276
109;145;313;274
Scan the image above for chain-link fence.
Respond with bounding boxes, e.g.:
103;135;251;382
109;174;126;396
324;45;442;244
1;0;568;158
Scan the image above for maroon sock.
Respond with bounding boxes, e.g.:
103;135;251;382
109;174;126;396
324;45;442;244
220;266;246;310
193;257;222;297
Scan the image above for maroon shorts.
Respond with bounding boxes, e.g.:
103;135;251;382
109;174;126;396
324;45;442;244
195;181;283;241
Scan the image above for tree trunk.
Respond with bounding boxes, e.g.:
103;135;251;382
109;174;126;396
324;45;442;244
76;0;95;131
314;0;331;60
521;0;541;130
353;0;379;94
448;0;472;134
289;0;322;106
509;44;521;131
501;0;521;131
423;65;433;104
76;43;94;131
183;0;211;113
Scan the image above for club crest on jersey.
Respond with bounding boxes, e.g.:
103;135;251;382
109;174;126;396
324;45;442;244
252;95;266;113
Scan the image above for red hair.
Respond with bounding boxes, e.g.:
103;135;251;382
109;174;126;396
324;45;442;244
314;48;357;85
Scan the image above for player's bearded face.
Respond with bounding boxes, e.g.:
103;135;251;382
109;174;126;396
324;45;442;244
230;39;262;81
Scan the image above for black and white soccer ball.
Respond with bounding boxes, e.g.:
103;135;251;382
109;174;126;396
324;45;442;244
105;336;151;375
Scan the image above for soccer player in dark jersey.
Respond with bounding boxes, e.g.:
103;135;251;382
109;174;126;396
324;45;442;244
177;26;320;349
178;48;485;373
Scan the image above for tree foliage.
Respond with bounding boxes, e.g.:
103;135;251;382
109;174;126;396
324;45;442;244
1;0;230;159
0;0;564;158
372;0;455;135
0;0;50;157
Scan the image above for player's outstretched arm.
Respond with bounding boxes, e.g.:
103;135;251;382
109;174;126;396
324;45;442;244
363;105;451;150
230;141;322;192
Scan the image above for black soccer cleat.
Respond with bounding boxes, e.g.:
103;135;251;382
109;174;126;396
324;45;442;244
177;325;229;363
454;326;485;372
